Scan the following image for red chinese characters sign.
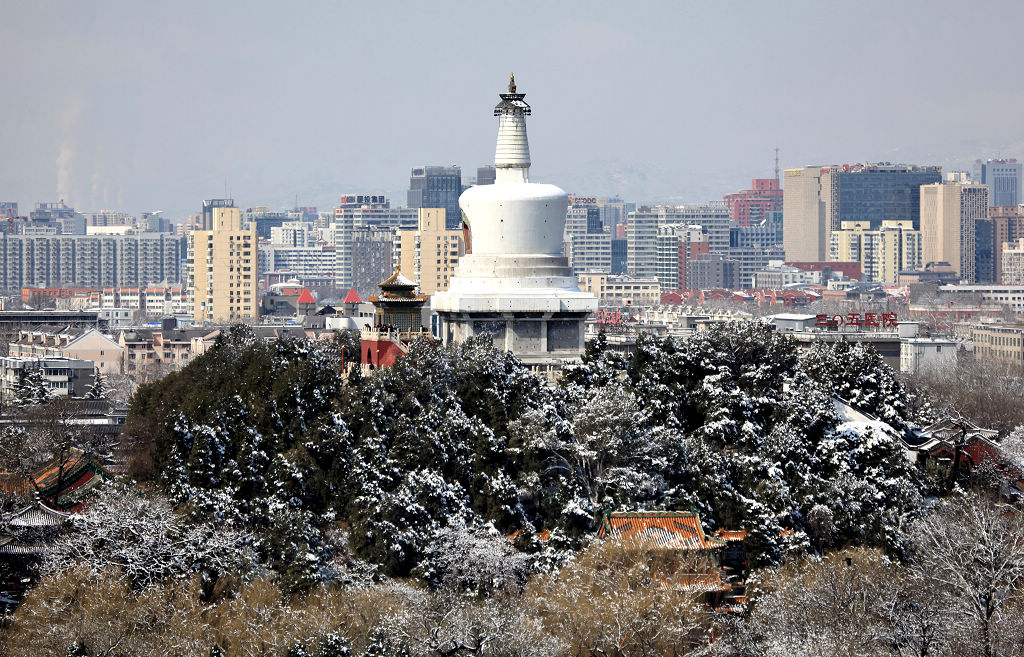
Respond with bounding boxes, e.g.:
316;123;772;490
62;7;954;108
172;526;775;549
596;310;622;325
814;312;898;328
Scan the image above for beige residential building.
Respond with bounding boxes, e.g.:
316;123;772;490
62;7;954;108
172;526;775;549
577;273;661;306
398;208;466;295
829;220;922;283
1002;238;1024;285
188;204;259;323
9;329;124;374
971;324;1024;364
920;182;988;283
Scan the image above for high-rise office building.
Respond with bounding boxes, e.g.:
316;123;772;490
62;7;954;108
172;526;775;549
973;159;1022;208
408;165;462;230
784;164;941;262
201;199;234;231
189;201;258;323
920;182;988;283
829;220;922;284
975;217;996;284
332;195;417;289
398;208;466;296
821;164;941;229
724;178;783;227
782;166;826;261
610;237;627;274
476;166;496;186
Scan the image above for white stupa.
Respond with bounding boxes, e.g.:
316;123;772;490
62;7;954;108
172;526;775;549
431;75;597;369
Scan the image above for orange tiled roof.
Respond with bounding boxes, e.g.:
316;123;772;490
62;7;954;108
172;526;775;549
32;448;110;495
597;511;726;550
714;529;747;542
507;529;552;543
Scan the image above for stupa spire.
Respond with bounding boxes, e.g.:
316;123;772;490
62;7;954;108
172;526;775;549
493;75;531;181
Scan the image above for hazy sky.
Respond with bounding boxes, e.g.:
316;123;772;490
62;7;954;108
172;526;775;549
2;0;1023;219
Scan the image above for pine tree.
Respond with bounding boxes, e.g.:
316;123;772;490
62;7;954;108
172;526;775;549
84;370;107;399
12;366;53;407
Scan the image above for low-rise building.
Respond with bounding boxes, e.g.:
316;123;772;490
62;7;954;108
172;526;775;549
900;338;960;373
971;324;1024;364
0;356;95;400
9;328;123;374
577;273;662;307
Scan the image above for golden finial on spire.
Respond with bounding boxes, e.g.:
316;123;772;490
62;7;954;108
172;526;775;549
509;73;516;94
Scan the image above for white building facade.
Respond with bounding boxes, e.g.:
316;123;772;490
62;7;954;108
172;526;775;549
431;78;597;369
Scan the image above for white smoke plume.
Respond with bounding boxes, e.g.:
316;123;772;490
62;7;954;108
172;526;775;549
57;146;73;203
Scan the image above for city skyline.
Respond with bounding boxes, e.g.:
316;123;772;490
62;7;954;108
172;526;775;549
2;1;1024;217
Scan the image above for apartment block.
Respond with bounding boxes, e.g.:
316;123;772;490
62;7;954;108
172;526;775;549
1002;238;1024;285
829;220;922;284
920;182;988;283
570;232;612;273
627;203;728;279
351;227;396;300
724;178;783;227
656;224;706;291
398;208;466;296
188;203;258;323
0;232;183;291
333;196;417;288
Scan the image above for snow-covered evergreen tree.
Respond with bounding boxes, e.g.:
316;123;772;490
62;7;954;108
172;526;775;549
11;366;53;407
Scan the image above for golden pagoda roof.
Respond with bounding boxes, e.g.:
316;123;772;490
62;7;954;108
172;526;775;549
378;264;417;289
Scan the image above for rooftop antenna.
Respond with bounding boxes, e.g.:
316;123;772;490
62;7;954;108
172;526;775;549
774;147;780;184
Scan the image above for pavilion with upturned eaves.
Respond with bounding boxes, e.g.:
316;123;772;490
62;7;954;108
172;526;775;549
360;265;430;369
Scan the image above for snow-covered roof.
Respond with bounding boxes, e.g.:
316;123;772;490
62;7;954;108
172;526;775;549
768;313;818;321
378;265;417;289
9;501;69;528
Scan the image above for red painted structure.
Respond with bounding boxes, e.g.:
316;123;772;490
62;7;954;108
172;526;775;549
361;330;411;368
